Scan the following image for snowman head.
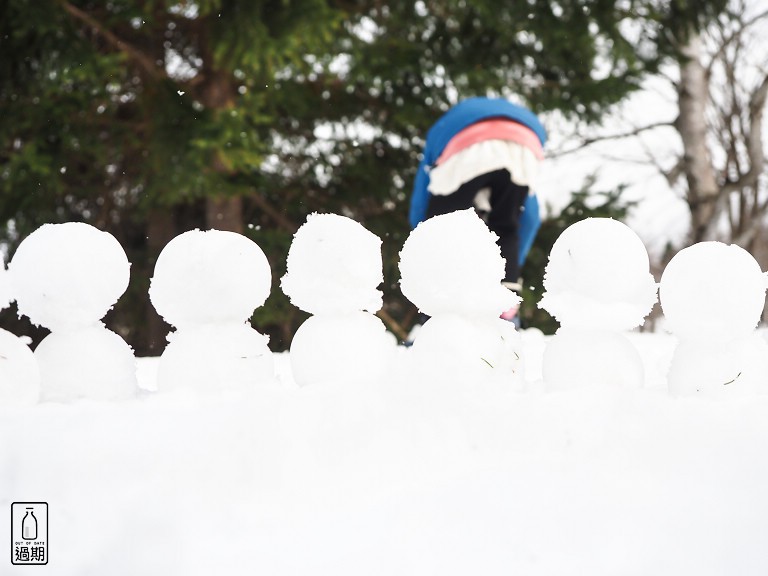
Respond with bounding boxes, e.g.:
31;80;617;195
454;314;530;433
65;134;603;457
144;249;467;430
660;241;765;343
539;217;658;331
150;229;272;330
9;222;131;332
399;209;517;318
281;213;384;315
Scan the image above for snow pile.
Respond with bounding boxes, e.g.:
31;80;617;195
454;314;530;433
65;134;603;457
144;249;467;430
149;229;274;392
281;213;394;387
399;209;522;386
8;222;136;401
3;214;768;575
539;218;658;389
4;339;768;576
660;241;768;396
0;255;39;405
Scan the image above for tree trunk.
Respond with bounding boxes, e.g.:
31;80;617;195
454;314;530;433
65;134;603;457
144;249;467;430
676;31;720;243
199;68;243;232
206;195;244;233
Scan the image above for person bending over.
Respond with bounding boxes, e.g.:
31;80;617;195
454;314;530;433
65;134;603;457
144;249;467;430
408;96;546;330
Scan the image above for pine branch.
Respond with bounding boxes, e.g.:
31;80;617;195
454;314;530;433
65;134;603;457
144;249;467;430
59;0;164;81
249;191;299;234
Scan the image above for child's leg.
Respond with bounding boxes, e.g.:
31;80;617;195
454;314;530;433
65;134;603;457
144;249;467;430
426;169;527;282
485;171;528;284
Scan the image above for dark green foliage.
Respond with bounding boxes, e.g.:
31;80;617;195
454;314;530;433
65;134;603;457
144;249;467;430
519;177;638;334
0;0;727;352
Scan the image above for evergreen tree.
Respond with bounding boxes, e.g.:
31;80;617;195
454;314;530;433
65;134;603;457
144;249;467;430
1;0;339;352
0;0;729;351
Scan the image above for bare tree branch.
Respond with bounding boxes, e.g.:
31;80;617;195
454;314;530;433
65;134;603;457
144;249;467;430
721;71;768;195
634;136;686;189
732;193;768;246
248;191;299;234
705;7;768;77
549;120;676;158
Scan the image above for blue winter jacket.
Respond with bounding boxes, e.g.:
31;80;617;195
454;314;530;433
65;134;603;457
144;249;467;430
409;97;546;267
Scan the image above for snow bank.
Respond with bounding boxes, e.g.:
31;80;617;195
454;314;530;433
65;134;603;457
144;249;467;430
3;215;768;574
3;334;768;576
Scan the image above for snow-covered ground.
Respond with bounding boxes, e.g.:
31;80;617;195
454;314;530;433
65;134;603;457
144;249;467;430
4;329;768;576
3;212;768;575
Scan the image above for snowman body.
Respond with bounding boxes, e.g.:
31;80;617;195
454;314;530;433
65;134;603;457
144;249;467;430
281;213;395;387
659;241;768;396
0;257;39;404
538;218;658;391
150;229;275;393
399;209;524;387
9;223;136;401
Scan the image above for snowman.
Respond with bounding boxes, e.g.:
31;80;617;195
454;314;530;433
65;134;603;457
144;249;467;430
280;213;395;387
659;241;768;396
0;255;40;404
399;209;523;387
149;229;274;393
538;218;658;390
8;222;136;401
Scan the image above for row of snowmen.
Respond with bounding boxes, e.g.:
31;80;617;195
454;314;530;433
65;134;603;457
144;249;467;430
1;210;766;404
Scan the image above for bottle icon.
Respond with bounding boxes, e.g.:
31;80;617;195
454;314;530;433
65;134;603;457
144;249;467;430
22;508;37;540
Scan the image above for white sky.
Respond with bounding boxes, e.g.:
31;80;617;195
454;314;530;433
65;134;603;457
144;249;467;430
537;1;768;262
536;74;690;261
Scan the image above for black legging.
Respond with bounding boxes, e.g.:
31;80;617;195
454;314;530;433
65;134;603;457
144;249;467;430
425;168;527;284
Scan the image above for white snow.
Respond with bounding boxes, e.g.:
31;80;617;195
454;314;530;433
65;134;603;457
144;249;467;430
399;209;517;318
3;215;768;575
405;313;523;388
660;241;768;396
8;222;130;332
150;229;275;393
7;222;136;401
281;213;393;387
539;218;659;391
34;325;136;402
0;329;39;405
4;333;768;575
539;217;658;331
542;327;645;390
156;324;274;393
0;256;40;404
659;241;767;343
281;213;384;315
289;312;395;387
149;229;272;329
400;210;523;386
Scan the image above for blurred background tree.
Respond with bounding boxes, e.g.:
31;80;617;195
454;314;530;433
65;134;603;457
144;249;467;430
0;0;728;353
